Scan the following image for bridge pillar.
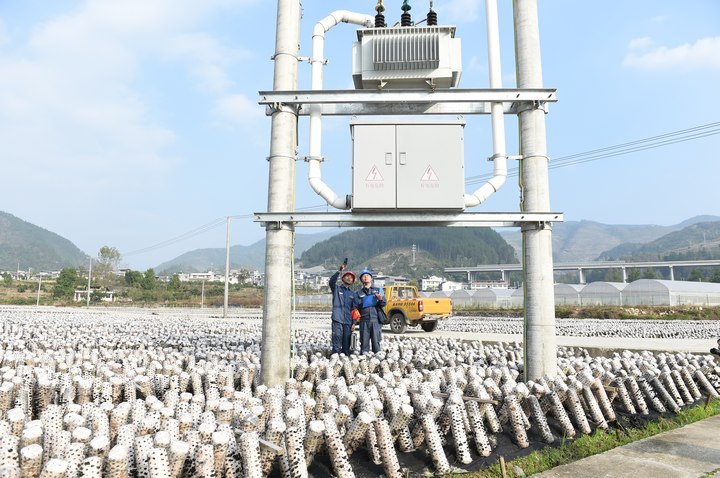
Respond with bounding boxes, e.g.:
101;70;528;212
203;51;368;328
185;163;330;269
622;267;627;283
577;268;585;284
669;265;674;281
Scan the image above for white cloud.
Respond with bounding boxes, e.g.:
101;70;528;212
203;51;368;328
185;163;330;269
0;0;260;200
163;33;252;93
627;37;654;52
213;94;264;124
624;36;720;70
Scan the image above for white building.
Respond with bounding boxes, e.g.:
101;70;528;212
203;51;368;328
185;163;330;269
421;275;445;291
74;289;114;302
440;281;464;292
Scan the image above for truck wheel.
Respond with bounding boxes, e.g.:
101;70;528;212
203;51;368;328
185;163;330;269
420;321;438;332
390;313;407;334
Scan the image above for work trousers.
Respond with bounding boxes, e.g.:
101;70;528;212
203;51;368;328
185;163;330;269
359;319;382;354
331;321;353;356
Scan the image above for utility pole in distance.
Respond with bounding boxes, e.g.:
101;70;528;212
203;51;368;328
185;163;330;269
224;216;231;318
86;259;92;307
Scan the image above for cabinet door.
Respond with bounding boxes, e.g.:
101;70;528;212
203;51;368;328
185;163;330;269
396;124;465;209
352;124;397;209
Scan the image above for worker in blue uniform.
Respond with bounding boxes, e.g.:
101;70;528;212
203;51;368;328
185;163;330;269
353;269;386;354
329;262;357;355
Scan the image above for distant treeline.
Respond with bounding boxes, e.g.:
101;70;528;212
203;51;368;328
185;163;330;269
299;227;517;269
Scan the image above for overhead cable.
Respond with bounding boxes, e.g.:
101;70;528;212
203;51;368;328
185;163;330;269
465;121;720;185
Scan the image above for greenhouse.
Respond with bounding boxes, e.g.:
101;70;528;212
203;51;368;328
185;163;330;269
443;289;472;307
621;279;720;306
554;283;584;306
579;281;626;306
293;279;720;309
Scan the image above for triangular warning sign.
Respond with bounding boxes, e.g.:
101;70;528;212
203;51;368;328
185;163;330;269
420;165;439;181
365;165;384;181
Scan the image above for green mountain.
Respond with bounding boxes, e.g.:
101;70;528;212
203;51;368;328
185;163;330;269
599;221;720;261
154;230;342;274
0;211;89;271
498;215;720;263
298;227;518;279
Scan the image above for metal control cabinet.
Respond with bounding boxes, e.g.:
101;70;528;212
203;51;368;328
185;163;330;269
351;120;465;210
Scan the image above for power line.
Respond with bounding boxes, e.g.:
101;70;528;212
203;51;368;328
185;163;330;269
125;121;719;256
123;204;332;257
122;217;227;257
465;121;720;185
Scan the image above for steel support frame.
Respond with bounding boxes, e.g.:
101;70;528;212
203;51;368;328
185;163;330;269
259;88;557;116
255;211;562;228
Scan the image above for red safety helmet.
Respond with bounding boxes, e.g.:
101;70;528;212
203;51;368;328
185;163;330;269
342;271;356;281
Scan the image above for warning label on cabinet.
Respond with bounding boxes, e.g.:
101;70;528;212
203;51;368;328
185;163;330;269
365;165;384;181
420;165;439;181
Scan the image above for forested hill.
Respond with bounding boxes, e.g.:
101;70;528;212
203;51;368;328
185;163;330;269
0;211;89;270
599;221;720;261
299;227;517;278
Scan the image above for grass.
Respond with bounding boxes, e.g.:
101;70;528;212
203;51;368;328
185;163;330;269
463;398;720;477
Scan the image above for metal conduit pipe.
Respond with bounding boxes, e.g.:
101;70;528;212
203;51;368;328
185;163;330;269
309;11;373;209
464;0;508;207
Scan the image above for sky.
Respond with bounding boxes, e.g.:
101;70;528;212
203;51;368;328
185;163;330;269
1;0;718;271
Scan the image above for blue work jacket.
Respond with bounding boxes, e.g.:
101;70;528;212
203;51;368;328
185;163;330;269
329;271;356;325
353;286;386;322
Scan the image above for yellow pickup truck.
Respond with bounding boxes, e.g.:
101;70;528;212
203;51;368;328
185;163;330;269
382;285;452;334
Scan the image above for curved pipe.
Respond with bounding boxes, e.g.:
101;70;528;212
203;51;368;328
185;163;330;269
309;11;374;209
465;0;507;207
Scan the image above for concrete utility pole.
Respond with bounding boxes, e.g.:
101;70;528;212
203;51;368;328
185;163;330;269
36;274;42;306
513;0;557;380
261;0;300;386
224;216;231;318
86;259;92;307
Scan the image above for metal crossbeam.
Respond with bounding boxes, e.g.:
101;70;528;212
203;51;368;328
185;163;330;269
254;211;563;228
258;88;557;116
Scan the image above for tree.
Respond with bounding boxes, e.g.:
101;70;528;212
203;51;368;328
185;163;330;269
54;268;78;298
627;268;641;282
688;269;705;282
604;269;623;282
96;246;121;287
711;269;720;283
142;269;157;290
125;270;143;287
168;274;182;291
2;272;12;287
642;268;658;279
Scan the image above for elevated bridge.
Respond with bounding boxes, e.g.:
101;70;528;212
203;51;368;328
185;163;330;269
445;259;720;284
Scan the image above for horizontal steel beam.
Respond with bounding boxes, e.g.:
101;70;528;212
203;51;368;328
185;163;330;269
254;211;563;228
258;88;557;116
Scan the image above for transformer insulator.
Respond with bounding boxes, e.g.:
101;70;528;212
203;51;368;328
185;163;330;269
427;9;437;26
375;13;386;28
401;11;412;26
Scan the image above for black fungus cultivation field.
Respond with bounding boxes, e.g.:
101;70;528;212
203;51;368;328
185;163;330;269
0;306;718;477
